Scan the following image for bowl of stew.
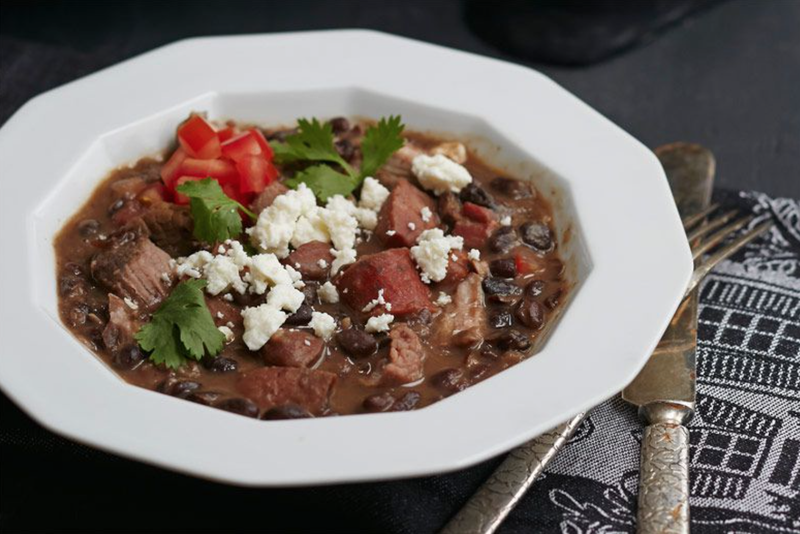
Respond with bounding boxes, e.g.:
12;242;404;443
0;30;692;485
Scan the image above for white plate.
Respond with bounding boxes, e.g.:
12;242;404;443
0;30;692;486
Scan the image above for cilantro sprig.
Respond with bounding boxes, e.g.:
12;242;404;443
275;116;404;202
176;178;256;243
135;279;225;369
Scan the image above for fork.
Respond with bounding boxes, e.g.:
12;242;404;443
440;204;773;534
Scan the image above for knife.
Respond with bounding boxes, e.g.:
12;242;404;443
622;143;715;534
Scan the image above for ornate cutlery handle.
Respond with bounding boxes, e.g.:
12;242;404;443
440;413;586;534
637;404;692;534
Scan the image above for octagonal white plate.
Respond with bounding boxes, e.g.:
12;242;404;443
0;30;692;486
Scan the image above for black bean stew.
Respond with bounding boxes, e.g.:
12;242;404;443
55;115;568;418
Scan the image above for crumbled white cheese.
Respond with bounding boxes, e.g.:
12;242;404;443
331;247;357;275
362;289;386;313
217;245;226;254
204;255;246;295
436;292;452;306
317;259;328;269
411;154;473;195
218;325;235;344
318;281;340;304
410;228;464;283
123;297;139;310
359;177;390;211
176;250;213;279
468;249;481;261
326;194;378;232
319;207;359;251
246;253;292;295
365;314;394;333
226;321;234;329
248;183;317;258
500;216;512;226
284;265;305;289
160;272;171;284
309;312;337;340
242;304;287;350
451;253;459;262
420;206;432;223
292;207;330;249
386;230;396;237
408;222;416;231
216;311;224;319
223;294;234;302
303;339;311;347
266;283;305;313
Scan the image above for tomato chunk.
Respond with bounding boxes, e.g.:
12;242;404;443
160;148;188;190
177;115;221;160
462;202;496;224
217;126;238;143
221;131;263;162
179;157;238;185
250;128;274;161
237;155;278;194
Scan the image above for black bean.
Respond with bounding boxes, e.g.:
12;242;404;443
468;363;491;381
107;198;126;216
489;258;517;278
489;310;514;329
261;404;313;420
545;289;562;310
202;355;238;373
336;329;378;358
335;139;356;162
285;304;313;325
363;392;395;412
216;398;259;418
525;280;546;298
487;226;518;254
490;177;531;199
186;391;222;406
77;219;101;237
266;127;298;142
63;262;84;277
69;304;89;327
431;368;466;393
490;330;532;351
170;381;201;399
301;283;318;305
390;391;421;412
232;291;262;307
459;183;496;209
479;344;501;360
59;276;85;298
328;117;350;134
112;345;146;369
482;277;522;303
520;222;553;252
515;299;545;329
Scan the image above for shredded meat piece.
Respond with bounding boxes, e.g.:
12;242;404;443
250;181;289;215
375;143;425;188
139;202;194;257
261;329;324;368
102;294;140;353
382;324;425;385
237;367;337;414
434;273;487;347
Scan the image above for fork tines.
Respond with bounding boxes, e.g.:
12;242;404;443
681;204;773;296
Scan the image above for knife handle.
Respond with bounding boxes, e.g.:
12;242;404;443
637;404;692;534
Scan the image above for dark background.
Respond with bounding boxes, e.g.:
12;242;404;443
1;1;798;533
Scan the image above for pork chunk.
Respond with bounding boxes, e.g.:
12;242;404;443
375;180;439;248
375;143;425;188
261;329;324;368
91;235;173;309
283;241;333;281
102;294;140;353
140;202;194;257
382;324;425;385
336;248;434;317
435;273;487;347
237;367;336;414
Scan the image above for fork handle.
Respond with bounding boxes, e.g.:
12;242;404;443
637;405;691;534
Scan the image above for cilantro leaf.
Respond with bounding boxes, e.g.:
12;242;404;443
176;178;256;243
135;279;225;369
272;116;405;202
359;115;405;179
284;164;359;202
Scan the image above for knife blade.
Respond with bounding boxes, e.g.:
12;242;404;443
622;143;715;534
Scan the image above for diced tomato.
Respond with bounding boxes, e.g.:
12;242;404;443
515;251;547;275
160;148;188;190
221;131;264;162
249;128;274;161
179;157;239;185
217;126;238;143
221;181;254;212
177;115;221;160
236;155;278;194
137;183;167;205
173;176;206;205
462;202;496;224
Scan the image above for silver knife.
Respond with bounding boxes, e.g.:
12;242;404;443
622;143;715;534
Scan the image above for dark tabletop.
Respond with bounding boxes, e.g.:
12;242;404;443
1;1;798;533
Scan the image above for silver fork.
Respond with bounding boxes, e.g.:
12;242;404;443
440;204;773;534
